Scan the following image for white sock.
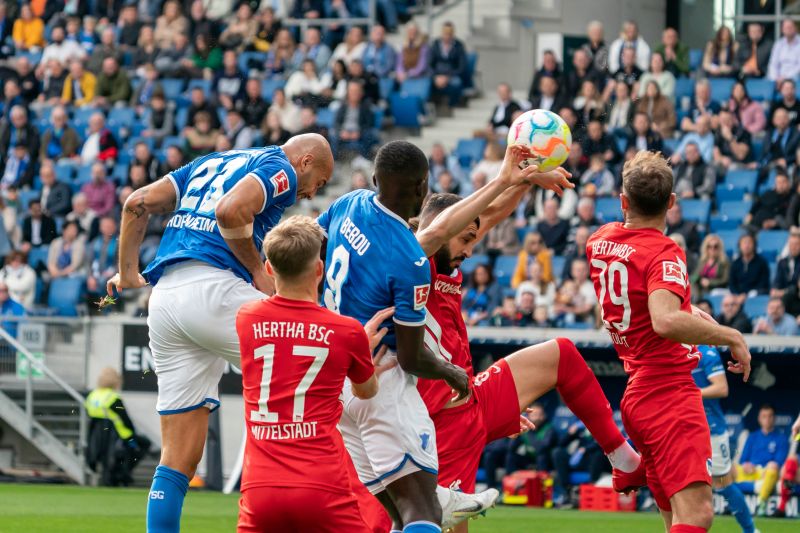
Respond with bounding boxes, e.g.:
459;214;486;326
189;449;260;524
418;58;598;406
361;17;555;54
606;441;641;473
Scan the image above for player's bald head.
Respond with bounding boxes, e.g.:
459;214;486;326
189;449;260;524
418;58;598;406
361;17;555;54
282;133;334;199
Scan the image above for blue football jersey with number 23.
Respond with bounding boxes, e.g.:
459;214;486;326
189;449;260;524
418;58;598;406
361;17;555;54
143;147;297;285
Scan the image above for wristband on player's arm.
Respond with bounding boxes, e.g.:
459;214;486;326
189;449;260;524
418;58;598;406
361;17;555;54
219;223;253;240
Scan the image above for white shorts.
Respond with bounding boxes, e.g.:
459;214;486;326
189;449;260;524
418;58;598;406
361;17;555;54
148;261;264;415
339;353;438;494
710;431;733;477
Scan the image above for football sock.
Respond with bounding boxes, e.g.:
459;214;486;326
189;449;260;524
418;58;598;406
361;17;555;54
391;530;403;533
146;465;189;533
778;456;798;512
555;338;628;456
669;525;706;533
606;441;642;473
403;521;441;533
759;467;779;504
719;484;755;533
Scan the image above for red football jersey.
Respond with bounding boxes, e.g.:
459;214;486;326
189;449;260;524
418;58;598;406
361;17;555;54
417;259;474;416
236;296;375;494
586;223;700;379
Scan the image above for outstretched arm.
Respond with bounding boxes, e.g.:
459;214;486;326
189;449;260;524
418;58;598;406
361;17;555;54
107;178;177;295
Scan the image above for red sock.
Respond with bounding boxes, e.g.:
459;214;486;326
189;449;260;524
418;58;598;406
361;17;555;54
670;526;706;533
555;338;625;454
778;456;798;512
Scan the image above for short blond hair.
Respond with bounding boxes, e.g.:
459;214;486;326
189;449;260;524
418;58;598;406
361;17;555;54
263;215;324;280
622;151;673;216
97;367;122;389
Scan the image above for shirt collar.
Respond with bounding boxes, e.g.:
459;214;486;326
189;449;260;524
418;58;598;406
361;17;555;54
372;195;409;228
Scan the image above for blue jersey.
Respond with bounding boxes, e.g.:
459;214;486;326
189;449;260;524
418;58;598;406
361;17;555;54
143;147;297;285
740;428;789;467
691;345;727;436
317;190;430;349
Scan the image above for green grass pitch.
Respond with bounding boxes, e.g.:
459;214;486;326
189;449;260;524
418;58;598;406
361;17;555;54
0;483;796;532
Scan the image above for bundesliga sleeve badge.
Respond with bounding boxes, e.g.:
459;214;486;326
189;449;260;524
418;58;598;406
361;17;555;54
661;256;688;287
413;285;430;310
270;170;291;197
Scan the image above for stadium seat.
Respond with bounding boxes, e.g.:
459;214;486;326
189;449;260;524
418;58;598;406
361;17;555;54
679;199;711;225
76;164;92;183
463;53;478;90
161;79;184;100
378;78;395;101
715;185;747;206
454;138;487;169
707;294;725;315
745;78;774;102
175;107;188;130
55;165;73;182
751;137;764;160
27;246;49;270
161;136;183;149
186;79;212;98
551;405;578;433
724;169;758;193
596;197;623;222
19;189;39;210
674;77;694;105
551;256;566;282
388;94;422;128
72;106;100;126
460;254;487;277
758;169;777;195
108;107;135;126
716;228;744;256
494;255;518;287
757;230;789;261
718;200;752;221
743;294;770;319
374;107;384;129
662;138;679;155
111;163;129;184
261;78;286;102
237;51;268;75
709;78;736;104
316;108;334;130
688;49;704;71
47;276;86;316
400;77;432;102
709;214;741;232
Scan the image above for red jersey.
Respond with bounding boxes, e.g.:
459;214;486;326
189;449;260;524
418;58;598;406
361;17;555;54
586;223;700;379
236;296;374;494
417;259;474;416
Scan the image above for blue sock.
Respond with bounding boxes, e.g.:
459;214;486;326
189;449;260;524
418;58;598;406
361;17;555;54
719;484;756;533
146;465;189;533
403;521;441;533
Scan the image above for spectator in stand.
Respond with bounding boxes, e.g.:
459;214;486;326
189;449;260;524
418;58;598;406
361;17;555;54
349;170;370;191
222;109;254;150
16;57;39;103
95;57;131;108
39;161;72;218
551;421;608;504
772;231;800;302
37;60;68;108
395;22;430;83
332;81;376;160
154;0;189;49
0;251;36;309
734;23;772;79
513;290;537;327
768;18;800;86
127;164;150;190
746;169;793;230
470;141;504;186
0;105;39;162
769;79;800;127
290;0;324;22
562;225;591;280
215;50;245;112
154;32;192;78
714;108;754;172
284;60;325;107
0;143;33;190
736;405;790;516
727;82;766;135
291;27;331;74
638;52;675;102
570;199;601;232
12;3;45;52
562;48;604;101
331;26;367;67
21;199;57;254
476;214;519;261
66;193;98;239
625;111;663;155
552;260;596;326
47;220;86;279
703;26;737;78
236;79;269;130
609;47;643;96
512;231;553;288
157;145;186;178
605;82;634;132
563;140;587;185
608;20;651;73
218;3;257;53
762;107;800;170
462;264;502;326
187;33;223;76
665;202;700;253
428;143;464;188
430;170;459;195
252;7;281;52
132;26;159;70
185;111;220;159
0;281;25;332
489;295;520;327
582;21;608;73
672;114;715;164
186;86;220;133
691;234;730;301
80;113;118;166
346;59;380;104
81;163;115;217
528;49;562;101
483;83;521;137
40;25;86;67
430;21;467;107
582;120;620;165
653;27;690;77
117;4;142;51
132;142;159;185
574;80;606;125
362;25;396;79
530;74;567;115
635;80;676;137
716;293;752;333
62;60;96;107
753;297;798;336
0;80;24;120
515;261;556;314
269;88;302;133
730;233;771;300
87;216;118;299
87;27;122;74
559;106;584;143
579;153;615;197
681;79;721;132
672;142;716;200
536;198;570;255
141;93;174;145
297;107;328;139
39;106;79;162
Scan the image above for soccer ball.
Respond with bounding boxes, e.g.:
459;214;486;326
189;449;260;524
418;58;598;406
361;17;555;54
507;109;572;172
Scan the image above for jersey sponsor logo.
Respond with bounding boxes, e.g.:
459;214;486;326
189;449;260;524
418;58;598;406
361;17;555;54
414;284;430;310
165;212;218;233
270;169;291;197
434;279;461;295
662;256;688;287
149;490;165;500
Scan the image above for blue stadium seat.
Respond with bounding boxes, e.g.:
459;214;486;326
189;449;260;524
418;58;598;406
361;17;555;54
551;405;578;433
237;51;268;75
679;199;711;225
674;77;694;104
47;276;86;316
108;107;135;126
316;108;334;130
261;78;286;102
715;185;747;206
743;294;770;319
718;200;752;221
596;197;623;222
751;137;764;160
709;214;741;232
462;52;478;91
400;77;432;102
111;163;129;184
374;107;384;129
72;107;100;126
725;169;758;193
186;79;212;98
55;165;73;182
769;260;778;284
709;78;736;104
161;136;183;149
662;138;679;155
707;294;725;315
688;49;704;71
127;136;155;152
454;138;486;169
757;230;789;261
388;94;422;128
758;169;777;195
716;228;744;257
161;79;184;99
76;164;92;182
745;78;774;102
175;107;188;130
27;246;49;270
460;254;487;277
551;255;566;282
378;78;395;101
19;189;39;210
494;255;518;287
